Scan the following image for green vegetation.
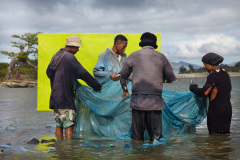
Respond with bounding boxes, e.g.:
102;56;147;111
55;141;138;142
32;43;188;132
179;62;240;74
0;60;37;80
0;32;40;81
219;63;240;72
0;63;8;79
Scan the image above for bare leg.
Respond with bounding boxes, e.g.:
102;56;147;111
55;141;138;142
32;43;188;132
56;127;63;140
132;139;144;147
65;125;73;139
133;140;143;143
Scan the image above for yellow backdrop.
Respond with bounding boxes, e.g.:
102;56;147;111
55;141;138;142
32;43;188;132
37;33;161;111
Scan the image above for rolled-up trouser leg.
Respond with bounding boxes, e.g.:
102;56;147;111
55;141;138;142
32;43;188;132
145;110;162;141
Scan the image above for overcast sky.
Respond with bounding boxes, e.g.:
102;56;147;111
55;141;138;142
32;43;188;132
0;0;240;65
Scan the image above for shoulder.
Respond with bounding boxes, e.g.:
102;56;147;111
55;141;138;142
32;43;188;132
121;52;127;58
100;48;112;55
63;52;77;61
121;52;127;57
129;50;140;56
98;49;111;58
159;52;167;59
222;69;230;76
207;71;216;80
126;52;136;60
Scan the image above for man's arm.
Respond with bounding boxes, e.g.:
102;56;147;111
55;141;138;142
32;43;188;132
110;72;119;81
93;54;112;84
120;78;129;99
81;71;102;92
118;56;133;99
70;55;102;92
163;56;177;83
46;64;51;78
189;84;212;97
189;74;214;97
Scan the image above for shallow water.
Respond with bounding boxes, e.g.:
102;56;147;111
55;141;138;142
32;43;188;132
0;77;240;159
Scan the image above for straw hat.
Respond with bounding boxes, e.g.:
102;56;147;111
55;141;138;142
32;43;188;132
65;35;83;47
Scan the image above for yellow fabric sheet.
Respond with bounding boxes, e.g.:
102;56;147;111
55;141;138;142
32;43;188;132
37;33;161;111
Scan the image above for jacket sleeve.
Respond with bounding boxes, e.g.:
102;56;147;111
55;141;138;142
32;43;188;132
162;55;176;83
189;74;215;97
119;55;133;82
70;55;102;92
46;64;51;78
93;53;111;84
81;72;102;92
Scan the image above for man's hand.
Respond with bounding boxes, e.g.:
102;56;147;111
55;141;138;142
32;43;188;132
189;84;198;92
121;91;129;99
93;88;102;93
110;72;119;81
128;76;132;81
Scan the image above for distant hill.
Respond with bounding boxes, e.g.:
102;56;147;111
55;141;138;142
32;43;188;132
170;61;202;74
170;60;240;74
228;61;239;66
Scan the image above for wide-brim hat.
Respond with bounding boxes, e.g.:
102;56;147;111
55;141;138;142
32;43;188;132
139;32;158;49
65;35;83;47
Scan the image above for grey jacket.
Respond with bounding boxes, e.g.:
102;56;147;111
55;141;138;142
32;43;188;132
119;46;176;95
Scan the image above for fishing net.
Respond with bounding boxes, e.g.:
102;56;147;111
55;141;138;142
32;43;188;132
73;80;207;140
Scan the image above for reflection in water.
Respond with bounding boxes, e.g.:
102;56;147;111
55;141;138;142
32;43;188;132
0;77;240;159
193;135;233;159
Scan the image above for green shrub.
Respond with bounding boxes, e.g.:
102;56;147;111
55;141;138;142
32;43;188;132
0;63;8;79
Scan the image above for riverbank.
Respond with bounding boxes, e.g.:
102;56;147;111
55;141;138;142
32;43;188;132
0;72;239;87
0;80;37;88
176;72;240;78
1;77;240;159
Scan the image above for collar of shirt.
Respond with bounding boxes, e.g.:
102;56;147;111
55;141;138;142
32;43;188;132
142;46;155;49
107;48;122;62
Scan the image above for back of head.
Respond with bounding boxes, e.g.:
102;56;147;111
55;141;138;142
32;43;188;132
114;35;128;44
65;35;83;47
139;32;158;49
202;52;224;66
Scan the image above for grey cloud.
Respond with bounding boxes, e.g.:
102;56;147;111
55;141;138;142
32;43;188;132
90;0;176;11
18;0;66;14
0;0;240;64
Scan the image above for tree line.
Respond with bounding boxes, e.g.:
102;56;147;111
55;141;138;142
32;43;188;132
179;63;240;74
0;32;40;80
1;32;239;80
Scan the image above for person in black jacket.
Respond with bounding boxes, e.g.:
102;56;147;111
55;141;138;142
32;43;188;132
189;53;232;135
47;35;102;139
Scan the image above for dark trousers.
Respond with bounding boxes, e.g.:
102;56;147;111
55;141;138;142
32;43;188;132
132;109;162;141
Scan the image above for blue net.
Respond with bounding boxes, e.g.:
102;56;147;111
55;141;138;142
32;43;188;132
73;80;207;140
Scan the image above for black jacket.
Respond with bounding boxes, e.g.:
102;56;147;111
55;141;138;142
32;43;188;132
47;48;102;111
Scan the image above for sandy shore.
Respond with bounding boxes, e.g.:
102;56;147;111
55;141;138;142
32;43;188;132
0;72;239;87
0;80;37;87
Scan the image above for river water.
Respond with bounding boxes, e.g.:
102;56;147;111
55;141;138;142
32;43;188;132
0;77;240;159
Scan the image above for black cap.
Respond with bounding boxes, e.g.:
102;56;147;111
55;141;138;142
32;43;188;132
202;52;224;66
139;32;158;49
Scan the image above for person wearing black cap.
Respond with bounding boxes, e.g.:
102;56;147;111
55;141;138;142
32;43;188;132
119;32;176;142
189;52;232;135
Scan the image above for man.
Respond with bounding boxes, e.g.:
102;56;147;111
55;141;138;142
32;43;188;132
46;35;102;139
119;32;176;142
93;34;131;84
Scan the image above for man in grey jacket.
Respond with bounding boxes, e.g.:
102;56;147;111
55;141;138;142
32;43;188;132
119;32;176;142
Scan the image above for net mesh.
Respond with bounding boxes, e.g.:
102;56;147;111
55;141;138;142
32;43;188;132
73;80;207;140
